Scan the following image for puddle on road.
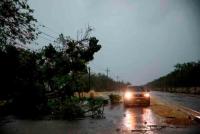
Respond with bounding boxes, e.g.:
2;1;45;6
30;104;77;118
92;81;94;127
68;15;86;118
103;104;165;133
123;107;157;130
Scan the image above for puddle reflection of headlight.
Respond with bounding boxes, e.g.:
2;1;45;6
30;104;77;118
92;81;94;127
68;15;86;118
124;92;132;100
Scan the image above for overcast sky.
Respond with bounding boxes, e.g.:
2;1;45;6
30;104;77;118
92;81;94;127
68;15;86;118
29;0;200;85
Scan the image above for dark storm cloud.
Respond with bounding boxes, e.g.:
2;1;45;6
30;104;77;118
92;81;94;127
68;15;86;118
29;0;200;85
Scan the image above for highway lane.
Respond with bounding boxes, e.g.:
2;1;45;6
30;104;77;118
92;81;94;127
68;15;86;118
151;91;200;112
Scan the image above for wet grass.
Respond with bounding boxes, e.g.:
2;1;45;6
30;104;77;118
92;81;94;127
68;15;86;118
151;97;193;126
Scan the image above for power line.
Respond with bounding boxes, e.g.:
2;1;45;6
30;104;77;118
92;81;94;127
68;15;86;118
38;35;55;42
37;22;61;44
37;21;61;35
39;30;57;40
30;41;43;46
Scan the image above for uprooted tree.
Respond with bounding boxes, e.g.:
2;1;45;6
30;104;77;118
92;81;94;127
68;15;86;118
0;26;102;117
0;0;105;119
41;27;102;100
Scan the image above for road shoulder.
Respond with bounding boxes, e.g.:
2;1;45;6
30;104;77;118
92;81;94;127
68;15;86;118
151;96;194;126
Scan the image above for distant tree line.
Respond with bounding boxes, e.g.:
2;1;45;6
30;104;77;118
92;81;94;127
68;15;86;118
90;73;129;91
79;73;129;92
147;61;200;89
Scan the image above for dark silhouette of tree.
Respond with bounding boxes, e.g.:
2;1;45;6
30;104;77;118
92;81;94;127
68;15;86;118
0;29;102;116
59;27;101;96
0;45;47;117
0;0;38;46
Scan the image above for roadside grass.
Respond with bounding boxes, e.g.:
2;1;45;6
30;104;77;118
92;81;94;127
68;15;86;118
151;97;193;126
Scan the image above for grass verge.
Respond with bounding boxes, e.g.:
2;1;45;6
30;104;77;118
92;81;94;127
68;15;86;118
151;97;193;126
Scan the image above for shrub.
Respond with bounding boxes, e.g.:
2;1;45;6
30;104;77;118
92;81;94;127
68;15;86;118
47;97;84;119
61;102;84;119
109;94;121;104
47;96;108;119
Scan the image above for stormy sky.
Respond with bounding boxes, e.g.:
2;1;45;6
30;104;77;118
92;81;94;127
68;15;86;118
29;0;200;85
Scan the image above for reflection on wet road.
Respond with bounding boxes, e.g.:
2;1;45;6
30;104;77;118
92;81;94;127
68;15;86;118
123;107;157;130
0;103;199;134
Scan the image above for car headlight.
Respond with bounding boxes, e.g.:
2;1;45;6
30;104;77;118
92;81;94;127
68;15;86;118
144;93;150;98
124;92;132;100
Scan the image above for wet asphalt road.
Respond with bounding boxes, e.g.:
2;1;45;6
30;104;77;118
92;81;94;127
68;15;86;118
1;103;200;134
0;105;160;134
151;91;200;112
1;91;200;134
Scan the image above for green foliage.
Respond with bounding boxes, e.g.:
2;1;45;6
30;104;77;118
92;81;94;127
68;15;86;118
87;97;108;107
61;102;84;119
109;94;121;104
86;97;107;118
47;97;84;119
47;99;60;110
147;61;200;88
0;0;38;46
59;98;84;119
47;96;108;119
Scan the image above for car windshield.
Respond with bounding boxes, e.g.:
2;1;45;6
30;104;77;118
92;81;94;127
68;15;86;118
127;86;145;92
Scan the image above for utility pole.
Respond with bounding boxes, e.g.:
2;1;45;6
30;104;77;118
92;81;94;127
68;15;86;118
116;75;119;82
88;67;91;91
105;67;110;91
105;67;110;78
116;75;120;93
